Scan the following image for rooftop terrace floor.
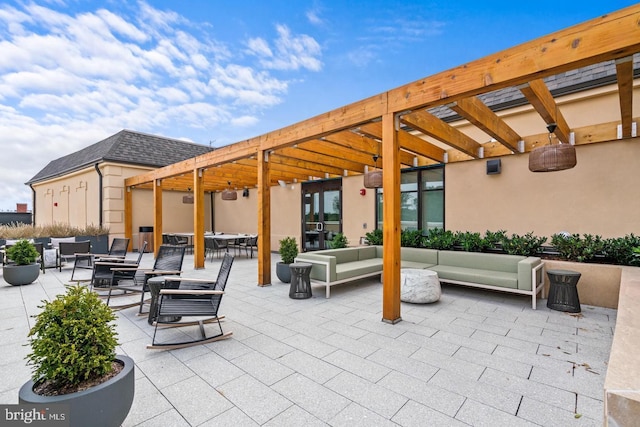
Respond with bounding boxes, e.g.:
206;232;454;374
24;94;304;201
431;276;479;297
1;253;615;426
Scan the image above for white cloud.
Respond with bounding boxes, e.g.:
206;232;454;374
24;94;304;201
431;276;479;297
247;24;322;72
0;1;323;210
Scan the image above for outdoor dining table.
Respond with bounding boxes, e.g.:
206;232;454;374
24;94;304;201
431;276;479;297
204;234;252;256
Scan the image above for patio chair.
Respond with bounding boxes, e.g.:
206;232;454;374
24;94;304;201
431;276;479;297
205;236;227;260
106;244;185;312
57;241;91;272
237;235;258;258
90;242;146;291
147;252;234;350
71;237;131;281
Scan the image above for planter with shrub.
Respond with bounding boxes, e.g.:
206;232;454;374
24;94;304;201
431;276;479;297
19;284;134;427
3;239;40;286
276;237;299;283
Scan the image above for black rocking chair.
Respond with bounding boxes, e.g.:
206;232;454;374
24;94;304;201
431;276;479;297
147;252;234;350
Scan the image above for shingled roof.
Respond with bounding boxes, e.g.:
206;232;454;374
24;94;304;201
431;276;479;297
27;130;213;184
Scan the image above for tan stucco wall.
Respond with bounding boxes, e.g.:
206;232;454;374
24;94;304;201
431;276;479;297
214;188;259;236
342;175;375;246
445;138;640;239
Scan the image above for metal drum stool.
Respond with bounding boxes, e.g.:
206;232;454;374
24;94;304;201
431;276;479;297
546;269;581;313
289;262;313;299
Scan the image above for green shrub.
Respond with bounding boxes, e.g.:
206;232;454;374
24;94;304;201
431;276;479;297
364;229;383;245
551;233;604;262
423;228;455;250
401;229;423;247
330;232;349;249
5;239;39;265
26;285;118;389
454;231;485;252
501;232;546;256
483;230;507;249
278;237;298;264
602;234;640;266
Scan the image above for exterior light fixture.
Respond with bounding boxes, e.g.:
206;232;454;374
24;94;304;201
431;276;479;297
221;181;237;200
364;155;382;188
528;123;577;172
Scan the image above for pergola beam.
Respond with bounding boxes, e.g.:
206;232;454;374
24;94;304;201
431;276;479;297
616;56;634;138
518;79;571;143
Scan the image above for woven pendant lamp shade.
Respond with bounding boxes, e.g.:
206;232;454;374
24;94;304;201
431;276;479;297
528;144;577;172
363;170;383;188
221;181;237;200
221;189;237;200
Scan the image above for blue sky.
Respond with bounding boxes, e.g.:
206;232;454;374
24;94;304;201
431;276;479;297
0;0;636;211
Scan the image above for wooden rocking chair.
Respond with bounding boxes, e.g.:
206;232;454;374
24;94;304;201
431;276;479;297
147;253;234;350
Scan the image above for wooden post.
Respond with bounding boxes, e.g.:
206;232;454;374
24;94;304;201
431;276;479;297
381;112;402;323
153;179;163;257
193;169;205;268
124;186;133;252
257;149;272;286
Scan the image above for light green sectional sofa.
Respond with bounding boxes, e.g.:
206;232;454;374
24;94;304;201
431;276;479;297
294;246;545;308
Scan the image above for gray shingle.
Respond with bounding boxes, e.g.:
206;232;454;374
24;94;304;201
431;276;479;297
27;130;213;184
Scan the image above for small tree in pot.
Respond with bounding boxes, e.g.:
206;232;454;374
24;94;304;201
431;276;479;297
276;236;298;283
19;284;135;427
3;239;40;286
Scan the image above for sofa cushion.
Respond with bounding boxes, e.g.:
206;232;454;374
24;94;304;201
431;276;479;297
401;247;438;265
50;236;75;249
401;260;436;269
430;265;518;289
438;251;524;273
358;246;377;260
332;248;361;264
336;259;382;281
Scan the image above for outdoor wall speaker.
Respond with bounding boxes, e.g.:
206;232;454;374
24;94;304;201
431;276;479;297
242;188;250;197
486;159;501;175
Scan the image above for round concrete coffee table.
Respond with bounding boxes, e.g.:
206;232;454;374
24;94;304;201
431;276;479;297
400;269;441;303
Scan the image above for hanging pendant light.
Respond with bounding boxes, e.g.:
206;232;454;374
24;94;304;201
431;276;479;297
364;155;383;188
529;123;577;172
221;181;237;200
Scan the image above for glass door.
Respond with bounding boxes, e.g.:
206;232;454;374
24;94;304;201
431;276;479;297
302;180;342;251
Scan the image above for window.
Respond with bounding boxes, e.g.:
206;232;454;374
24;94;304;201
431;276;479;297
376;166;444;231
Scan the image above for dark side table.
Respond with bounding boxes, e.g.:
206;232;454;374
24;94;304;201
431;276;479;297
289;262;313;299
147;276;182;324
546;269;582;313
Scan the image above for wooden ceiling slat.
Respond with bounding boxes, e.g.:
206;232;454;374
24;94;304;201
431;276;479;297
400;110;482;158
269;153;346;176
447;97;522;152
358;122;446;163
518;79;571;143
276;146;365;173
616;56;634;138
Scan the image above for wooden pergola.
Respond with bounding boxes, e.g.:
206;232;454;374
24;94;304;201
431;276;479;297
125;5;640;323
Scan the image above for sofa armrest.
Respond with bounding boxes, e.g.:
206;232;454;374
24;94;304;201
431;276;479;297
517;257;542;291
295;253;336;283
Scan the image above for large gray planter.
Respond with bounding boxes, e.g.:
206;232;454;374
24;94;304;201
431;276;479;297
276;262;292;283
19;355;134;427
2;263;40;286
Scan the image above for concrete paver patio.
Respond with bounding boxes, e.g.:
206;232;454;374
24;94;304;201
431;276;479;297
0;253;614;426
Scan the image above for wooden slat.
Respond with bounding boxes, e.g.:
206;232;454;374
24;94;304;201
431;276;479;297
193;169;205;269
381;113;401;323
400;110;482;158
153;180;163;257
359;122;446;163
447;96;522;152
387;5;640;112
124;186;132;252
276;146;365;174
518;79;571;143
616;56;634;138
257;150;271;286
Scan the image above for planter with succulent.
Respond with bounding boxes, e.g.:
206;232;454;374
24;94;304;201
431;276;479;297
3;239;40;286
19;284;134;427
276;236;299;283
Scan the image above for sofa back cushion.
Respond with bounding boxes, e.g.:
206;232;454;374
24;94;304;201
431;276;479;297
358;246;377;260
438;250;524;273
331;248;360;264
401;247;438;265
50;236;75;249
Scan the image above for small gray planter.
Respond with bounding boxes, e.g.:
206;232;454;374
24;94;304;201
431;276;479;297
3;263;40;286
276;262;292;283
19;355;134;427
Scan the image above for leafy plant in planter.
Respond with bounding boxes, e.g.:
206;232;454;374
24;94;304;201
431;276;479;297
501;232;546;256
551;233;604;262
19;284;134;427
423;228;456;250
401;229;423;248
330;232;349;249
3;239;40;285
364;228;383;245
276;237;299;283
